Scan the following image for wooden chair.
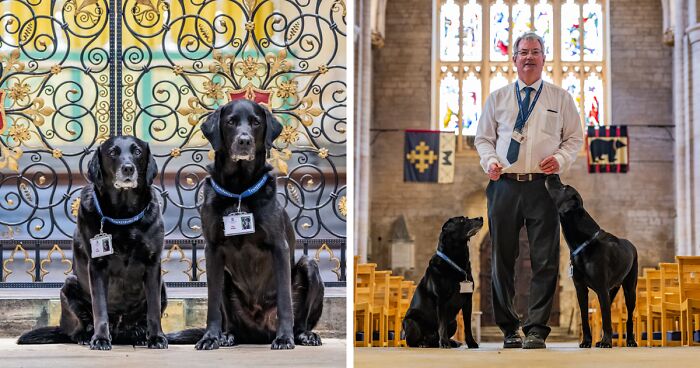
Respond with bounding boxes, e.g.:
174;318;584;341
371;270;391;347
610;292;627;347
354;259;376;347
386;275;405;346
634;273;649;346
646;268;662;347
398;281;415;346
677;256;700;346
588;295;602;344
658;263;681;346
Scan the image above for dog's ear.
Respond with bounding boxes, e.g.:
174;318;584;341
145;143;158;187
263;105;283;156
202;105;224;151
87;146;103;189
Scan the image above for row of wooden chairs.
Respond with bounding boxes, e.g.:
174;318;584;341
588;256;700;347
354;256;417;347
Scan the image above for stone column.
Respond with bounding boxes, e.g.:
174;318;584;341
354;0;373;262
690;2;700;255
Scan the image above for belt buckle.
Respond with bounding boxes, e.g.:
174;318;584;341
516;173;531;182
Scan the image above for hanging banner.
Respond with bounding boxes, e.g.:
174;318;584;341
404;130;455;183
586;125;629;173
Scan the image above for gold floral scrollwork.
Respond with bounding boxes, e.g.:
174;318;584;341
338;195;347;217
0;144;23;172
161;244;193;278
293;97;324;127
269;148;292;175
71;198;81;218
314;243;341;280
0;49;26;73
40;244;73;279
195;256;206;280
177;97;209;126
265;50;293;75
2;243;36;282
26;98;55;127
332;0;347;16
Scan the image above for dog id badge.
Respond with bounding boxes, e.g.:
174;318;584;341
460;280;474;293
223;212;256;236
90;233;113;258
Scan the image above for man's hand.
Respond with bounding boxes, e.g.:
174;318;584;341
539;156;560;174
488;162;503;181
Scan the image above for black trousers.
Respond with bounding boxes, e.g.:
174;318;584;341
486;177;560;339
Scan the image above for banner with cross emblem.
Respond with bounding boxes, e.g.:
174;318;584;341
404;130;455;183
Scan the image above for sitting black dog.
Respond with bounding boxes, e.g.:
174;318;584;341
545;175;637;348
17;136;167;350
402;216;482;348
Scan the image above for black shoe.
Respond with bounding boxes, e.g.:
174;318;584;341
503;332;522;348
522;332;546;349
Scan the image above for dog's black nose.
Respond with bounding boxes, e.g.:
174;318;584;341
238;135;252;147
122;163;135;177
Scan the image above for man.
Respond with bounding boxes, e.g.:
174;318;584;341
474;32;583;349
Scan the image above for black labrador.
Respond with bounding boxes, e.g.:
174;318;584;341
545;175;637;348
402;216;482;349
166;99;324;350
17;136;167;350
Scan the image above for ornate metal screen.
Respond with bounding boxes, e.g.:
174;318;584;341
0;0;346;287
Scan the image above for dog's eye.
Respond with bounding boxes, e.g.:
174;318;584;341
108;148;118;157
252;118;261;126
133;148;142;156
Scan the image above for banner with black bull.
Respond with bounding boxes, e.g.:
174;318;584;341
404;130;456;183
586;125;629;173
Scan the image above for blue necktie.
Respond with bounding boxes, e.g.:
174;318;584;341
506;86;534;164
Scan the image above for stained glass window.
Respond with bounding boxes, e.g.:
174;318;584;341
435;0;607;136
490;0;510;61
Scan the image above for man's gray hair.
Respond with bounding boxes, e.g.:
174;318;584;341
514;32;545;54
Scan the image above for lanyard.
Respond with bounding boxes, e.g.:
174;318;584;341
515;81;544;128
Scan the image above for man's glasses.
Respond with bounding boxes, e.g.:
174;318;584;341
517;49;542;57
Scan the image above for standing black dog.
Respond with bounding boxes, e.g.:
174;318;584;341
17;136;167;350
166;99;324;350
402;216;482;349
544;175;637;348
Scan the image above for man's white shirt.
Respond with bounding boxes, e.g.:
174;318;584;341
474;78;584;174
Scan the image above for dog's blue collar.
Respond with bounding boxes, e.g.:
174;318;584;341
571;230;602;258
435;250;468;279
209;174;270;200
91;190;147;227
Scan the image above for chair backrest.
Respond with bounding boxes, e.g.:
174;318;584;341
636;276;648;311
388;276;404;310
373;271;391;309
659;263;680;304
355;262;376;304
645;268;662;307
676;256;700;301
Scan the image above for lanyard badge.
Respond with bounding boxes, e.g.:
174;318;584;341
222;199;256;236
91;221;114;258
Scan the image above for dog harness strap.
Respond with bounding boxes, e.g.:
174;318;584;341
91;190;147;227
435;250;468;279
571;229;602;258
209;174;270;199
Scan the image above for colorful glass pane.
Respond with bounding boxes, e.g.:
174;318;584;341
534;1;554;61
584;73;604;125
462;72;482;135
462;0;482;61
440;0;460;61
440;72;460;132
583;1;603;61
512;1;532;44
490;0;510;61
562;71;582;114
490;72;509;93
561;0;581;61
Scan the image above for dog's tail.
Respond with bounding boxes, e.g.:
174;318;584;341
17;326;72;344
166;328;206;344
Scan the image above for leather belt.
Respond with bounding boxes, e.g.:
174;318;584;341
502;173;547;182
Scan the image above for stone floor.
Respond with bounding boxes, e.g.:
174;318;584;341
354;342;700;368
0;338;346;368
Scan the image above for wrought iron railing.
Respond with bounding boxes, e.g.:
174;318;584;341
0;0;346;287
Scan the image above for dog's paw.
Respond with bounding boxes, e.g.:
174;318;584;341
438;339;460;349
219;332;236;347
295;331;322;346
147;333;168;349
595;340;612;348
579;341;592;348
626;340;637;347
195;332;220;351
466;341;479;349
271;335;295;350
89;335;112;351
